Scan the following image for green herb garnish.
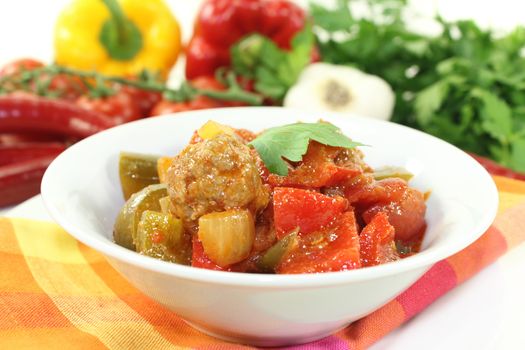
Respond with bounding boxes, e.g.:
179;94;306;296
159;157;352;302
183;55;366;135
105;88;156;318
248;122;362;176
312;0;525;173
231;25;314;102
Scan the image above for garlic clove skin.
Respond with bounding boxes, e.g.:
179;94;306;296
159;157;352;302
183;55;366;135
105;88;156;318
283;63;395;121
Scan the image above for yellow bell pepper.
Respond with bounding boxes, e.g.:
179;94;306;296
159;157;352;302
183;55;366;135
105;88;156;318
54;0;181;78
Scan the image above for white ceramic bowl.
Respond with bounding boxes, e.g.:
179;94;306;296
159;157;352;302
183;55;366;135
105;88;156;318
41;107;498;346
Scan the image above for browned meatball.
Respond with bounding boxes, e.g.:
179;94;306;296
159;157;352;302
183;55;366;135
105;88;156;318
167;133;270;229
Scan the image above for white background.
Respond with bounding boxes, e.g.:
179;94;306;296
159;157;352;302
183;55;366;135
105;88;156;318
1;1;525;349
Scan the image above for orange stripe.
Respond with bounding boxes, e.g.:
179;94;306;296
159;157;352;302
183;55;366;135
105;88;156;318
493;201;525;249
76;243;234;347
0;328;106;349
0;292;72;329
0;221;104;347
447;226;507;283
0;219;22;255
493;175;525;194
0;252;44;293
341;300;406;350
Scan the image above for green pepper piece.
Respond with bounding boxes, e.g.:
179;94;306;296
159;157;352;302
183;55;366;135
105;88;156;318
119;152;160;200
136;210;191;265
257;230;299;273
113;184;167;250
373;166;414;182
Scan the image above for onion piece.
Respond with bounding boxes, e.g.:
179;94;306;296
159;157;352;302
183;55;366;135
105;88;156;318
198;209;255;267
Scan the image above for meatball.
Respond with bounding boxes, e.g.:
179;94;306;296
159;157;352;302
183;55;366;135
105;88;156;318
167;133;270;229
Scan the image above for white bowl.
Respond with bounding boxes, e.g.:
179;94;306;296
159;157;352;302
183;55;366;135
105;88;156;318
41;107;498;346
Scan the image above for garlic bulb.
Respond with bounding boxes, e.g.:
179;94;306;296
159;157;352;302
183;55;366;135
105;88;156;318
283;63;395;121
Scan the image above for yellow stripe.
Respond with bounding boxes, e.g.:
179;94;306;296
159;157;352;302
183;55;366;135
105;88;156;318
497;191;525;215
5;219;85;263
12;218;189;350
493;175;525;195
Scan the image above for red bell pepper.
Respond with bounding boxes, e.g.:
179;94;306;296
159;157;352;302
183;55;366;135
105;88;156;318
273;187;347;239
359;212;399;267
362;188;426;242
269;142;362;189
186;0;308;79
191;236;232;271
277;211;361;274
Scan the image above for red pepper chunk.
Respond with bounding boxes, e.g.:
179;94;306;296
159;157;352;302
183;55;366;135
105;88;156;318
186;0;307;79
268;142;362;189
362;188;426;242
277;211;361;274
191;236;231;271
273;187;347;239
359;212;399;267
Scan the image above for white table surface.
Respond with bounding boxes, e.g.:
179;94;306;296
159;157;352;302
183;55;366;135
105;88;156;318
1;1;525;349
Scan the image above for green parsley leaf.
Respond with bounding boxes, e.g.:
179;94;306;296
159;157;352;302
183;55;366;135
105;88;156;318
310;0;352;33
248;122;363;176
510;137;525;172
231;25;314;101
471;88;513;143
312;0;525;173
414;80;450;126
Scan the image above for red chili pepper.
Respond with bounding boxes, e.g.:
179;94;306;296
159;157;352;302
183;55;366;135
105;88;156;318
186;0;308;79
0;142;66;166
0;132;68;146
0;93;115;138
0;155;57;207
469;153;525;181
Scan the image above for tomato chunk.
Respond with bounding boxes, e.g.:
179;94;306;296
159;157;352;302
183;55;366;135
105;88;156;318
359;212;399;267
344;176;408;206
273;187;347;239
363;188;426;242
277;211;361;274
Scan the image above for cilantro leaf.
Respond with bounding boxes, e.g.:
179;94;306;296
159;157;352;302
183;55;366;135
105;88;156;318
248;122;363;176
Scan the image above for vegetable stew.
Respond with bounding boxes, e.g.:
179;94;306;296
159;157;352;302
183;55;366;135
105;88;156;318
113;120;427;274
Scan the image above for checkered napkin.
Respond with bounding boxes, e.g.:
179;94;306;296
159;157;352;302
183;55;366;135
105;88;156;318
1;175;524;349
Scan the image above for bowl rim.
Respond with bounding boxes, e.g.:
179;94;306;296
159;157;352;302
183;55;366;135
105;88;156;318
41;107;499;289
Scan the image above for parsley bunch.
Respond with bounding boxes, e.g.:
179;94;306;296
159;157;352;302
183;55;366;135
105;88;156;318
230;25;314;102
312;0;525;172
